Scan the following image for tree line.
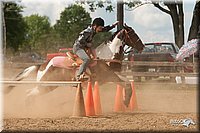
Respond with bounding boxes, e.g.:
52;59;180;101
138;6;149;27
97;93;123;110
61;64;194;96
4;3;112;57
4;1;200;57
77;0;200;48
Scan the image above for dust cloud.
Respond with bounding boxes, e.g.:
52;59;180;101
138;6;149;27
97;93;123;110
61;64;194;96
3;67;197;118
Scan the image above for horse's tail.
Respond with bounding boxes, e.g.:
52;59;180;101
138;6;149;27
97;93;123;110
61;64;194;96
15;65;40;81
4;65;40;95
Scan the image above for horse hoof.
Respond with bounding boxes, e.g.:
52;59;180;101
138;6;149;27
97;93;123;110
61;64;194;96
123;100;129;107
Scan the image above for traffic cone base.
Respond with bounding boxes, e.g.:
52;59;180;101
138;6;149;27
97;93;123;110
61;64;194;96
114;84;125;112
72;84;86;117
85;82;95;116
93;81;102;115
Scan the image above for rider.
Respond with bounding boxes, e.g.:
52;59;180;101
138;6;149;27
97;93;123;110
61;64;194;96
73;17;119;81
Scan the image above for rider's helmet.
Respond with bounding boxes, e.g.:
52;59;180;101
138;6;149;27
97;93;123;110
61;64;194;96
92;17;104;27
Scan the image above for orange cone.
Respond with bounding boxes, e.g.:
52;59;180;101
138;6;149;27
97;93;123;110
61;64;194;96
93;81;102;115
114;84;125;112
129;81;138;111
72;84;86;117
85;82;95;116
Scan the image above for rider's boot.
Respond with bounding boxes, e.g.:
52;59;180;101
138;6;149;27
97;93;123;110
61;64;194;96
75;73;86;81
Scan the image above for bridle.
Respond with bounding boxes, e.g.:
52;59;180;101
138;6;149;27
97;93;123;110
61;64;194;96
124;28;141;45
124;29;133;44
120;28;140;53
109;27;143;60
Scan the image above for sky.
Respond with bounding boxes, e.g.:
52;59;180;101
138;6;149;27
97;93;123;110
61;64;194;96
20;0;196;44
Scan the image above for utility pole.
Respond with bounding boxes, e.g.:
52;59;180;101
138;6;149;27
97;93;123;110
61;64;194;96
0;2;3;132
117;1;124;30
0;1;4;59
1;2;6;57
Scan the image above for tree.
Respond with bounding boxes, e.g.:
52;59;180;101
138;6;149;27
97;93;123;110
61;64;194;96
75;0;140;30
188;1;200;41
4;3;26;51
76;0;186;48
23;14;51;52
153;1;184;48
54;4;91;47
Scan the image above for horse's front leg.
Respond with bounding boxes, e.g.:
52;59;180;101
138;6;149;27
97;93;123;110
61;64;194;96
124;82;132;107
117;82;132;107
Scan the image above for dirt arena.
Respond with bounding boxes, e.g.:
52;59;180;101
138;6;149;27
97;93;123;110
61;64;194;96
2;64;198;132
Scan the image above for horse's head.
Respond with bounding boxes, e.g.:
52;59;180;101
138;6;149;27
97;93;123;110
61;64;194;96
109;24;144;59
119;24;144;52
96;24;144;61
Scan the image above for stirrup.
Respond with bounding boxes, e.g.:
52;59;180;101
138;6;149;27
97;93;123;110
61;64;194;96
74;73;85;81
79;73;85;80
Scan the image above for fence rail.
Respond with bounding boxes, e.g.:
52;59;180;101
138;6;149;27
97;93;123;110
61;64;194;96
4;61;198;82
121;61;198;75
120;61;198;84
1;80;197;88
119;71;198;77
4;61;198;68
122;61;198;67
1;80;81;86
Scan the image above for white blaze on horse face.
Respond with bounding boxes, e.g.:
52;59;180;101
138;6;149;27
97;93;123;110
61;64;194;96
37;59;54;81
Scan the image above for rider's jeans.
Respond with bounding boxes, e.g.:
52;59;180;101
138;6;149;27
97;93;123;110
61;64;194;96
75;49;91;77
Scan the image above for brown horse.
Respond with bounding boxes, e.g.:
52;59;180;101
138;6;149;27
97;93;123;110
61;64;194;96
6;24;144;107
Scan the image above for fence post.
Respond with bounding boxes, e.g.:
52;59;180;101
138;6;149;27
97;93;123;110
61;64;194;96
181;63;186;84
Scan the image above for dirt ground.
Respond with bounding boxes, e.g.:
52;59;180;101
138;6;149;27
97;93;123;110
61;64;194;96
2;64;198;132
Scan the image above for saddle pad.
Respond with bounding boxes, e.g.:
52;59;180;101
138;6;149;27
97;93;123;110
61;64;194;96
52;56;97;69
52;56;77;69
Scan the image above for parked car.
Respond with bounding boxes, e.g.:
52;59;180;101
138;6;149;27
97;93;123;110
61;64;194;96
128;42;179;61
125;42;180;81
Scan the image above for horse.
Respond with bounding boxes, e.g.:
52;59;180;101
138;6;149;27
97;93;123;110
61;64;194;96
5;24;144;108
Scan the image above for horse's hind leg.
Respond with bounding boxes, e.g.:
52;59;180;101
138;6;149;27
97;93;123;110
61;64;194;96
3;85;15;94
25;86;40;107
25;86;58;107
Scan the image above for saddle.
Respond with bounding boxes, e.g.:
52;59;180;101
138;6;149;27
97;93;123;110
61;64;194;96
66;51;97;81
66;51;97;67
66;51;83;66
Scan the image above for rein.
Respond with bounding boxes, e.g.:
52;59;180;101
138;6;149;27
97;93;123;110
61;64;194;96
124;28;142;52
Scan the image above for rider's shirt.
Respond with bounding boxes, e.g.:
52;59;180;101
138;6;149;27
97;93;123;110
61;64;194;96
73;25;115;52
